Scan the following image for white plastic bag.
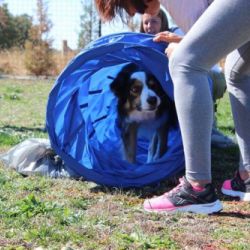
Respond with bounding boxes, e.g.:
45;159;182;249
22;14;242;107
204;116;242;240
0;138;80;178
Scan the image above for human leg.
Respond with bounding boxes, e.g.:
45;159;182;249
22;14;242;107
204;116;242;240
224;42;250;176
221;42;250;201
209;65;236;148
144;0;250;213
169;0;250;184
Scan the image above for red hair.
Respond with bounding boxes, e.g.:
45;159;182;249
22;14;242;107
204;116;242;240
94;0;150;22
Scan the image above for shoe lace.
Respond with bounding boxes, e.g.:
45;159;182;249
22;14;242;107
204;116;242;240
164;177;185;197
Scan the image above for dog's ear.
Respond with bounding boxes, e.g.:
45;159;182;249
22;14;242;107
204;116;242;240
110;63;138;96
110;75;124;97
120;63;139;75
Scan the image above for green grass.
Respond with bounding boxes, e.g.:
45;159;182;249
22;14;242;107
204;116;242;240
0;79;50;143
0;78;249;249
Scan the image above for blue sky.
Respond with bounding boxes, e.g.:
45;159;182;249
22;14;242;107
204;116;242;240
3;0;130;50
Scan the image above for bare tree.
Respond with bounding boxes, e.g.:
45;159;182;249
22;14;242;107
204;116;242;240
24;0;55;76
36;0;52;40
0;5;7;28
78;1;101;49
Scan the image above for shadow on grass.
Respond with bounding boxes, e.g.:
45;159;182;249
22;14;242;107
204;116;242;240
90;146;240;196
0;125;47;146
1;125;47;133
212;146;239;194
217;211;250;219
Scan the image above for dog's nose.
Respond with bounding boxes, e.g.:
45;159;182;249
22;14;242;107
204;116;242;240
147;96;157;106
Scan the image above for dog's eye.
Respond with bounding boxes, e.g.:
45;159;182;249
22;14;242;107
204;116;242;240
130;85;141;94
148;80;157;89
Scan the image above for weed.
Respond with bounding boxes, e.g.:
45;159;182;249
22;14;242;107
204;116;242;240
116;230;179;249
0;132;22;146
5;194;56;218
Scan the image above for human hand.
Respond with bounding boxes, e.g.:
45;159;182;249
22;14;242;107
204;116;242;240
165;42;179;58
153;31;183;43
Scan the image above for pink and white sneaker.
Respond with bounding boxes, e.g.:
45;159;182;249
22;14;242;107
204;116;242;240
143;177;222;214
221;171;250;201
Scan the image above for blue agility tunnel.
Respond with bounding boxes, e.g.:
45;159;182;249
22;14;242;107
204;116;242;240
46;32;185;188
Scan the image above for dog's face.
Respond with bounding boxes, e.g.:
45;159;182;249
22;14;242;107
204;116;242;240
125;71;163;122
111;64;168;123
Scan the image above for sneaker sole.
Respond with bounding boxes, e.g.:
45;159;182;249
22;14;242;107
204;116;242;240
221;188;250;201
144;200;223;215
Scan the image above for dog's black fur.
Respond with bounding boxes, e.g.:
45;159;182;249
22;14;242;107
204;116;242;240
110;63;176;163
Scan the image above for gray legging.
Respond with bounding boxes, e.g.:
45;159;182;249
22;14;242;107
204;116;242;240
169;0;250;181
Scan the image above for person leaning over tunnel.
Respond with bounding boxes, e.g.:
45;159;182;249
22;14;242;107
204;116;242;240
94;0;250;214
140;7;236;149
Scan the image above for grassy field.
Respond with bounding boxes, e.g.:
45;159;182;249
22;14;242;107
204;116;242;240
0;78;249;250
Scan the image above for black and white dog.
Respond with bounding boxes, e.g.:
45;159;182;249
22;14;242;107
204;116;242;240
110;63;176;163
